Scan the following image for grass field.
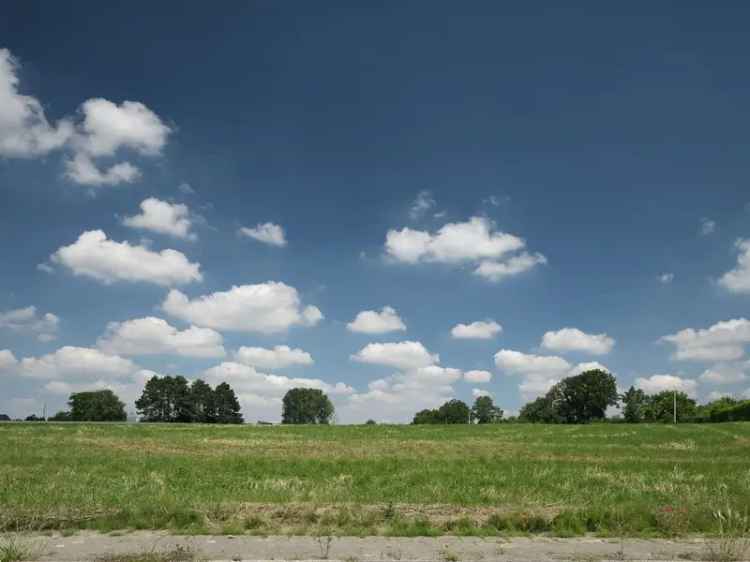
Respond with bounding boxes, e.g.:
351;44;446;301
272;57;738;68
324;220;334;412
1;422;749;538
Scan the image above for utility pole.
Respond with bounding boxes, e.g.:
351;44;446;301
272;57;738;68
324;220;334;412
673;390;677;424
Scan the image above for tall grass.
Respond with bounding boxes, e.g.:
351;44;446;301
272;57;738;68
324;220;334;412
1;422;749;536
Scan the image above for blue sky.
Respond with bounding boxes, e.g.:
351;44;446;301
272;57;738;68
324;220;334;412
1;2;749;422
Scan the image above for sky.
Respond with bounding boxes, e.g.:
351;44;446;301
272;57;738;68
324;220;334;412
1;2;750;422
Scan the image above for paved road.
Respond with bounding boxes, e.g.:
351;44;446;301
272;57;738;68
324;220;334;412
2;531;731;561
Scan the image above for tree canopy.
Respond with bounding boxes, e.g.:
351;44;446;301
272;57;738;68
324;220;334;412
471;395;503;424
281;388;334;424
412;399;471;424
135;375;242;424
69;390;126;421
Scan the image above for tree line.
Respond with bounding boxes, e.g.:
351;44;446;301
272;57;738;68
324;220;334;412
5;367;750;425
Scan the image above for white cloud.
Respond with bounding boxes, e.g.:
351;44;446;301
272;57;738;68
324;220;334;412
73;98;170;158
162;282;323;334
541;327;615;355
658;273;675;284
51;230;202;286
97;316;225;358
385;217;546;282
0;306;59;341
386;217;524;264
494;349;610;401
202;361;353;422
64;153;140;186
347;306;406;334
699;363;748;385
16;346;136;380
340;365;461;423
235;345;313;370
700;218;716;236
718;239;750;294
178;182;195;195
472;388;491;399
0;350;18;370
123;198;195;240
409;190;436;220
464;370;492;383
0;49;171;186
0;49;73;158
239;223;287;247
635;374;698;397
451;320;502;340
351;341;439;371
661;318;750;362
473;252;547;282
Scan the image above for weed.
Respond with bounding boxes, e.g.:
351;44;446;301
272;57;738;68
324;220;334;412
705;508;750;562
0;536;29;562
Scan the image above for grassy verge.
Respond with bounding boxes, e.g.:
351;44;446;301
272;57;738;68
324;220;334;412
1;422;749;537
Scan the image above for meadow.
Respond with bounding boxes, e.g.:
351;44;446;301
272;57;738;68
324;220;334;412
1;422;749;537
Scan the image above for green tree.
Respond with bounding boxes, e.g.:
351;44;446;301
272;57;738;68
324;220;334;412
471;395;503;424
190;379;216;423
642;391;696;422
214;382;244;424
518;395;560;423
412;408;440;424
281;388;334;424
551;369;619;423
69;390;126;421
621;386;647;423
437;399;471;424
136;375;194;422
48;410;72;421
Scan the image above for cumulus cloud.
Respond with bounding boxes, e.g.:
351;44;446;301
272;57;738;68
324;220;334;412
384;216;545;282
239;223;287;247
235;345;313;370
0;49;73;157
0;306;59;341
347;306;406;334
540;327;615;355
661;318;750;362
162;282;323;334
123;198;195;240
718;240;750;294
699;363;748;385
351;341;439;371
340;365;461;423
51;230;202;286
203;361;353;421
409;190;436;220
494;349;610;400
0;49;171;186
451;320;502;340
97;316;225;358
0;349;18;370
635;374;698;397
464;370;492;383
16;346;136;379
472;388;491;399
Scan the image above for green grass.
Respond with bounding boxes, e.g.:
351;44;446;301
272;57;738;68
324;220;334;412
1;422;749;537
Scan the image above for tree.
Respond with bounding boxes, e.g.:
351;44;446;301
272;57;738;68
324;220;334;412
281;388;334;424
642;391;696;423
551;369;619;423
412;408;440;424
69;390;126;421
621;386;647;423
471;396;503;424
519;396;560;423
0;414;10;421
365;419;377;425
24;414;43;422
48;411;72;422
437;399;471;424
214;382;244;424
190;379;216;423
136;375;193;422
